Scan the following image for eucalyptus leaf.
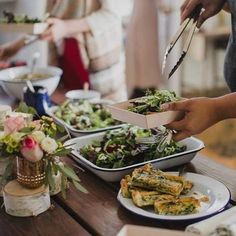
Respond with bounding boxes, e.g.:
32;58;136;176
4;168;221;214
53;148;72;157
46;164;56;190
0;157;14;185
72;179;88;194
57;164;80;182
61;175;67;199
15;102;37;115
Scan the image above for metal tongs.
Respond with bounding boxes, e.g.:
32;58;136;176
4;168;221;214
162;4;203;79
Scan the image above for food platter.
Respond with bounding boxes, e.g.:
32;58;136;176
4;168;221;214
47;105;125;137
107;90;184;129
64;131;205;182
117;172;230;221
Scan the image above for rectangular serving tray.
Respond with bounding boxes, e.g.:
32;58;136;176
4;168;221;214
0;23;48;34
64;132;205;182
107;99;183;129
47;106;125;137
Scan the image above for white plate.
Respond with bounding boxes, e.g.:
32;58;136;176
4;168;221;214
64;132;204;182
47;106;125;137
117;172;230;221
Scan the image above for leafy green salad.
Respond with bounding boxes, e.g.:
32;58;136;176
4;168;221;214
128;90;179;115
79;126;186;169
54;100;121;130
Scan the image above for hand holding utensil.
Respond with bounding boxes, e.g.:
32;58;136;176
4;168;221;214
162;4;203;79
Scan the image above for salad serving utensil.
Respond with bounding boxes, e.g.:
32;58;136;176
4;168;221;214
135;127;173;153
25;52;40;93
162;4;203;79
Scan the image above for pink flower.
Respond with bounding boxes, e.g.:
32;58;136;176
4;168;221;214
21;136;44;163
4;116;25;135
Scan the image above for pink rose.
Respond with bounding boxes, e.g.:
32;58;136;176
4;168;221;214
21;136;44;163
4;116;25;134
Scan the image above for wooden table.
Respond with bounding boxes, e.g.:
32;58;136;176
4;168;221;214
0;153;235;236
0;88;236;236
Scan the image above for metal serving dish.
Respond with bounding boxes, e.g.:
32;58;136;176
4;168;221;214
64;132;205;182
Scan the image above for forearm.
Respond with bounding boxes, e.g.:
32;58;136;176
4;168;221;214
64;18;91;35
214;93;236;121
8;37;25;49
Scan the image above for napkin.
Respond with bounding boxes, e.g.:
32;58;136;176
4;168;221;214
186;206;236;236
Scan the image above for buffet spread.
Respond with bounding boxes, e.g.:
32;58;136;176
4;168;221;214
0;11;234;233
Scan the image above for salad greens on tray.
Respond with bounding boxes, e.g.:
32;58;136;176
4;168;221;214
128;90;179;115
54;100;121;130
79;126;186;169
0;11;42;24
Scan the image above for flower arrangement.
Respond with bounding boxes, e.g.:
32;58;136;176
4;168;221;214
0;108;87;196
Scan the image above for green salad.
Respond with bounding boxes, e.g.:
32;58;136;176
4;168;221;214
0;11;42;24
79;126;186;169
128;90;179;115
54;100;121;130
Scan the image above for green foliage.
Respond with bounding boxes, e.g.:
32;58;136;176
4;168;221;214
15;102;37;116
128;90;179;114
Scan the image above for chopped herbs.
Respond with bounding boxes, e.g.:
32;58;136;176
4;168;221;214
54;100;121;130
79;126;186;169
128;90;179;115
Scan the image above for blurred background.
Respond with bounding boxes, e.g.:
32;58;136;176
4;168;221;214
0;0;235;168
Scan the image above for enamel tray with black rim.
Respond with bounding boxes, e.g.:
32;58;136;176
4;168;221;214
117;172;230;221
64;132;205;182
47;106;125;137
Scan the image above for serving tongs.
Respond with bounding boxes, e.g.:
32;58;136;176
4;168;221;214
162;4;203;79
135;127;173;153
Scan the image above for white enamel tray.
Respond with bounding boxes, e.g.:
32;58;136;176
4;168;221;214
47;106;125;137
64;132;205;182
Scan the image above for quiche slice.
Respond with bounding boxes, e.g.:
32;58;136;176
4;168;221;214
130;172;185;196
120;175;145;198
131;190;175;207
120;175;132;198
130;165;193;196
154;197;200;215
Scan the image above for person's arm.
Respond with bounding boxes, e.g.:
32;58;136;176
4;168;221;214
161;93;236;141
41;0;122;43
41;18;90;42
181;0;226;27
0;37;25;61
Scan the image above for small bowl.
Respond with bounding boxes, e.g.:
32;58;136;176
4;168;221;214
65;90;101;102
0;66;62;100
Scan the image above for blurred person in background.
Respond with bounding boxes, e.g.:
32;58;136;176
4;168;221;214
126;0;175;98
0;0;127;102
162;0;236;141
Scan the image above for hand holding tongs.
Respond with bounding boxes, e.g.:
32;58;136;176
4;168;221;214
162;4;203;79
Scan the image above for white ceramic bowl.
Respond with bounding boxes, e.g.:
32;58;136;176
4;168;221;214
0;66;62;100
65;89;101;102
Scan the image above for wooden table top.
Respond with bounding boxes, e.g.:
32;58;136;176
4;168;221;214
52;154;236;236
0;88;235;236
0;199;90;236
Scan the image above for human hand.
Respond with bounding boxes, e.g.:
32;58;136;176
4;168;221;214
181;0;226;27
161;97;220;141
41;18;68;43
